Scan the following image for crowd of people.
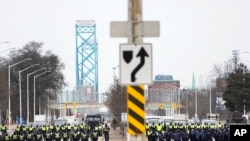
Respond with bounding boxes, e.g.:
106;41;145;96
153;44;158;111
0;122;110;141
1;118;232;141
145;121;230;141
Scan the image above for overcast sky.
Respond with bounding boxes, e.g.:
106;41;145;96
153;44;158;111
1;0;250;93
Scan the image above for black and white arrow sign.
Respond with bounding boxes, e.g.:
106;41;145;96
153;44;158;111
119;43;152;85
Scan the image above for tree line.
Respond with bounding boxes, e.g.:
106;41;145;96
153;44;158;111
0;41;67;123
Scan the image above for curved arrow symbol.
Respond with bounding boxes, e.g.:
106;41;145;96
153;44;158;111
131;47;149;82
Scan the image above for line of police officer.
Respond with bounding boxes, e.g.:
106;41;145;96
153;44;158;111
145;122;230;141
0;122;110;141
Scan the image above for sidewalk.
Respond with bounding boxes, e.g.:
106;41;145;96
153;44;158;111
109;127;127;141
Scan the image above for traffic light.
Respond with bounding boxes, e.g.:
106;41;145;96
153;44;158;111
172;103;177;110
65;102;68;109
73;101;77;108
159;104;163;109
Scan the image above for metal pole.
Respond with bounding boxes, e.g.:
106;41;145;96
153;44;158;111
128;0;145;140
34;76;36;117
19;71;22;121
19;64;39;122
34;71;49;119
39;96;41;115
209;86;211;114
27;75;29;123
27;68;46;123
178;89;180;114
8;66;10;128
244;99;246;115
187;90;189;117
60;91;62;117
195;89;198;118
48;96;49;122
8;58;31;127
243;67;246;115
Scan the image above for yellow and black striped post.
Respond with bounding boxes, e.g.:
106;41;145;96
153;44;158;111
127;85;145;135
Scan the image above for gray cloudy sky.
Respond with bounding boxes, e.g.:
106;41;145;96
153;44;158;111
1;0;250;92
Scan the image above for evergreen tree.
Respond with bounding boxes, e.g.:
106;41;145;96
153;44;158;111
223;63;250;112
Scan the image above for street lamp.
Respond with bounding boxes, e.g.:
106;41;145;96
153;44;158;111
0;41;10;45
237;63;247;115
8;58;32;128
26;68;46;123
19;64;39;122
34;71;50;119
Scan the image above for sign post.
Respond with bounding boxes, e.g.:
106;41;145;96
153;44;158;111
110;0;160;140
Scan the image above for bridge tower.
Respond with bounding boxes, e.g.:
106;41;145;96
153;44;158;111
75;20;98;102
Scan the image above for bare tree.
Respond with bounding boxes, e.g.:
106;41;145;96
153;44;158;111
104;75;126;124
211;58;235;78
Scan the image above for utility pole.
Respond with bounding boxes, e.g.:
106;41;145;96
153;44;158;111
128;1;144;140
209;85;212;113
232;50;239;71
110;0;160;140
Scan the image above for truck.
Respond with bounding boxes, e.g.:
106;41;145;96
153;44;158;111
226;111;248;125
84;114;104;136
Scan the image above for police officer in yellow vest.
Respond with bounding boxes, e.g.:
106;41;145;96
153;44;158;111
217;122;223;129
54;131;61;141
72;130;80;141
73;124;78;132
61;124;66;133
11;131;18;141
45;130;51;141
3;133;10;141
35;132;43;141
196;123;201;129
26;131;33;141
156;123;163;133
21;124;27;134
1;124;7;135
55;125;60;132
147;128;153;141
62;131;68;141
168;122;173;132
15;125;20;134
19;132;25;141
146;123;150;133
92;130;98;141
81;131;89;141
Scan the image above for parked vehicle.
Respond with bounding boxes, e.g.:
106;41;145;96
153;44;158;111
226;111;248;125
84;114;104;136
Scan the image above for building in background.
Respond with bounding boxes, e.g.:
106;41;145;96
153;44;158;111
147;74;181;116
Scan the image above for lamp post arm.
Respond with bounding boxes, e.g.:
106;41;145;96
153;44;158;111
9;58;32;68
20;64;40;73
0;41;10;44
